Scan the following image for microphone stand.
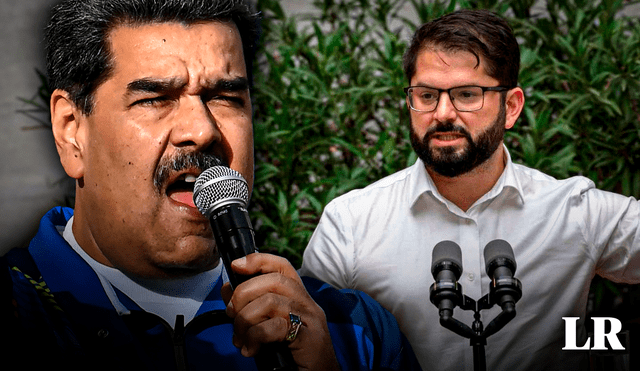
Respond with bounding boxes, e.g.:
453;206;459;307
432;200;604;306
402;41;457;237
430;277;521;371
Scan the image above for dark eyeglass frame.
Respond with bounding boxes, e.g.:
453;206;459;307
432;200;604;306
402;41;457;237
403;85;512;112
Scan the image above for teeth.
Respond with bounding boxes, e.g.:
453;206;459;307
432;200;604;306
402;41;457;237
184;174;197;183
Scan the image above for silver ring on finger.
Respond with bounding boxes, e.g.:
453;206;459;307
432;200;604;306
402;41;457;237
285;312;302;342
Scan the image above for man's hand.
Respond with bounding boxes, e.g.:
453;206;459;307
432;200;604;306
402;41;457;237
220;253;341;371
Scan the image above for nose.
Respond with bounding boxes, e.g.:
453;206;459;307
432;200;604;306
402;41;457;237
170;95;221;151
433;92;458;123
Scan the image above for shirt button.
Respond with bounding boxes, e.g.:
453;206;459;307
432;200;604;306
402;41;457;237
467;273;475;281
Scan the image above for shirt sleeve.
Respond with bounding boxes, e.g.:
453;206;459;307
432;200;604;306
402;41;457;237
302;276;422;371
581;187;640;283
300;199;355;289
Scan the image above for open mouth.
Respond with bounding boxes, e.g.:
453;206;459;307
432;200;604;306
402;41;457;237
430;132;466;143
434;133;463;141
166;173;198;208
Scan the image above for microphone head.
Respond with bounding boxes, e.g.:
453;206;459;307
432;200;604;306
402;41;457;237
484;239;517;276
431;240;463;279
193;166;249;217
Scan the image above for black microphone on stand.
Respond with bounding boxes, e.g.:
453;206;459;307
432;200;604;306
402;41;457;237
430;240;463;313
193;166;297;371
483;239;522;309
429;239;523;371
481;239;522;338
429;241;466;330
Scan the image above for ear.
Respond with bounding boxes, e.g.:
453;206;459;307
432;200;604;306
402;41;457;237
504;87;525;130
51;89;86;179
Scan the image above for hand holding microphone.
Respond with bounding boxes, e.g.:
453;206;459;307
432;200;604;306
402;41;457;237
193;166;340;371
193;166;297;371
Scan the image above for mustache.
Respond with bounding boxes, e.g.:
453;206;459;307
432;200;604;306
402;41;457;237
153;151;225;192
424;121;471;139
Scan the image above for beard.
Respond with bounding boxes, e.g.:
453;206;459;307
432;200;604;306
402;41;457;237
410;103;506;178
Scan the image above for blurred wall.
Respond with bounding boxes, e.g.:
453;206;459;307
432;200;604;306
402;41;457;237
0;0;70;255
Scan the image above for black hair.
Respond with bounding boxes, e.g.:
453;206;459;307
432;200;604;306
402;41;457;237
45;0;260;114
403;9;520;88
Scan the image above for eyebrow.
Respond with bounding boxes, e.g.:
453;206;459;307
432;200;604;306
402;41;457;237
126;77;187;94
204;77;250;92
126;76;249;95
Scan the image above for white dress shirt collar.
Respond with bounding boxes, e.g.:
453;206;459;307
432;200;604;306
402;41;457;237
408;144;525;216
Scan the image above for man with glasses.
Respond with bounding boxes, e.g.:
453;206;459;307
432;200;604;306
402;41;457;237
300;9;640;371
1;0;422;369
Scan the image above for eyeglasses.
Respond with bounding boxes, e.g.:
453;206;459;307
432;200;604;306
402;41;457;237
404;85;511;112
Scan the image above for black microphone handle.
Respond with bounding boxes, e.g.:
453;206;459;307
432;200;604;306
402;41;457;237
436;265;460;283
209;202;297;371
208;202;258;289
484;240;522;306
493;266;514;281
492;265;518;307
430;241;464;312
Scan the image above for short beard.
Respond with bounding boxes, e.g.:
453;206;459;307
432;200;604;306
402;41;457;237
410;102;506;178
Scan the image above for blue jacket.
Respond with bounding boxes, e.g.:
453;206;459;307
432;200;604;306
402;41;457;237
2;207;421;370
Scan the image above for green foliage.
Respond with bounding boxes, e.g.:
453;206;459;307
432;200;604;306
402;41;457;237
19;0;640;270
251;0;640;267
252;0;418;264
510;0;640;194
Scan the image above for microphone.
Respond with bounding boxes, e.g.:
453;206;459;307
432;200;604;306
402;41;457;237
193;165;256;290
193;165;297;371
429;241;464;315
483;239;522;310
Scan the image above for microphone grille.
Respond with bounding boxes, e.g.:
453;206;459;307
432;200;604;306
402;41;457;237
431;240;463;277
193;166;249;217
484;239;516;274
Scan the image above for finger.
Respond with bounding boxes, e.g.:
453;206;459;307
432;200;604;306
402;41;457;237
227;272;302;317
230;253;299;280
232;291;289;338
221;282;233;313
236;316;290;357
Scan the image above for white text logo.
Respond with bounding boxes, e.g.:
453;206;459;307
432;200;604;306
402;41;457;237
562;317;625;350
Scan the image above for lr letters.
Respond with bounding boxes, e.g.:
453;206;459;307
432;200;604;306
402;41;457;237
562;317;625;350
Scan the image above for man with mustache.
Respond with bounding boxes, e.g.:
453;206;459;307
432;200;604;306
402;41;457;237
300;9;640;371
0;0;421;370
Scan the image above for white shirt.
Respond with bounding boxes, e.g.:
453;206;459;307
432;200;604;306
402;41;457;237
300;148;640;371
62;216;224;328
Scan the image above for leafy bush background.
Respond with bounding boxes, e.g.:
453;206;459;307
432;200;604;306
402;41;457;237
22;0;640;269
20;0;640;319
250;0;640;271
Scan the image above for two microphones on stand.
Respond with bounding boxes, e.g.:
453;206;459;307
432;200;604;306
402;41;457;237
430;240;523;371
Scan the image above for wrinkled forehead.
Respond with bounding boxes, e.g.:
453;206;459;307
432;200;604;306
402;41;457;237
104;20;247;88
106;19;242;57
